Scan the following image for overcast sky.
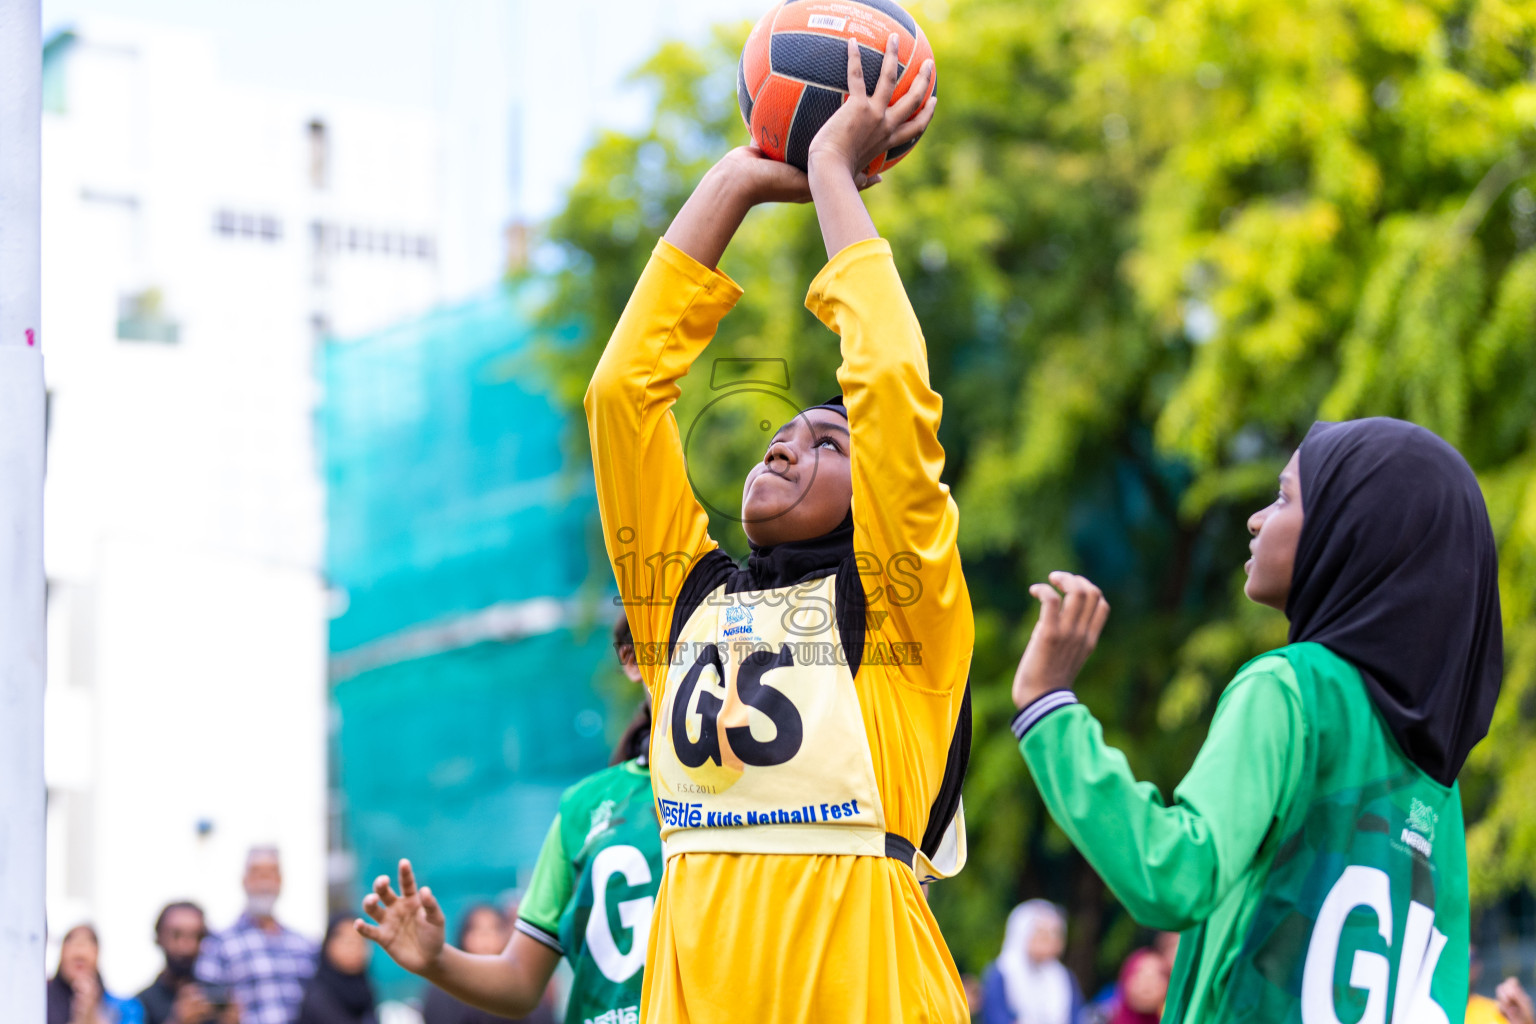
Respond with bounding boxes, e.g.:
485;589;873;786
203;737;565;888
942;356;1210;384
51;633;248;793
42;0;767;220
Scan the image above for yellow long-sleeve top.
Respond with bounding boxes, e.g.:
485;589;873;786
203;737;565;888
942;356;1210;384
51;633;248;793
584;237;973;1024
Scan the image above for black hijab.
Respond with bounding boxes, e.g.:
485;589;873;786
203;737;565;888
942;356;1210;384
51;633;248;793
742;397;854;591
49;925;105;1024
1286;418;1503;786
46;975;76;1024
298;914;376;1024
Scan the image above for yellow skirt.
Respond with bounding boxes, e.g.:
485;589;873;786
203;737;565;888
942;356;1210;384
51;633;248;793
641;852;967;1023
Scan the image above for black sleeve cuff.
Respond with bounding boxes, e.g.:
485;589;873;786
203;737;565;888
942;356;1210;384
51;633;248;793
1010;690;1079;740
513;918;564;955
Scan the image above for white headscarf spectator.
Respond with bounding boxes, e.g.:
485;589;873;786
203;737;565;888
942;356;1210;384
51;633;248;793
981;900;1083;1024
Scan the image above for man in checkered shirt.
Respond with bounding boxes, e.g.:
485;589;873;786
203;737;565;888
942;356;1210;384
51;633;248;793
195;846;318;1024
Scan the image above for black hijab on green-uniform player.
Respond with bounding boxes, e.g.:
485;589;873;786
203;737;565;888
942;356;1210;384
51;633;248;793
1287;418;1503;787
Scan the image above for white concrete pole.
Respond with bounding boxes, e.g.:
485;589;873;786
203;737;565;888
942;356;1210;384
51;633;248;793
0;0;46;1017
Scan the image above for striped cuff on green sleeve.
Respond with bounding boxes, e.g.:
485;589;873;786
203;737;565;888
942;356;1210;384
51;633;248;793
1010;690;1079;740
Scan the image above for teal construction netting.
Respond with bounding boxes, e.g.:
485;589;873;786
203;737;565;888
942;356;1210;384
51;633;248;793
323;284;621;1003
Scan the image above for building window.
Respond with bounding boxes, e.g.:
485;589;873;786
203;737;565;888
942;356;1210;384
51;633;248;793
213;209;283;243
313;221;437;261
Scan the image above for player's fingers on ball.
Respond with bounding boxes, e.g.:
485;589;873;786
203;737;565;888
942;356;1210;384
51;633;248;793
845;36;866;97
890;103;933;148
888;116;926;151
913;95;938;132
886;93;922;132
875;34;900;102
373;875;398;906
888;63;931;123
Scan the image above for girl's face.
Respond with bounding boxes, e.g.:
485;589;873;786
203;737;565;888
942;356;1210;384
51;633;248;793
616;639;643;685
1026;916;1064;963
741;408;853;548
1245;451;1305;610
59;928;98;985
1124;954;1170;1013
461;907;508;957
326;925;371;975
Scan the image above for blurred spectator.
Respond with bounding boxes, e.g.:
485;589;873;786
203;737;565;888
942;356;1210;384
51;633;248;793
419;905;555;1024
137;902;234;1024
1498;978;1533;1024
47;924;146;1024
980;900;1083;1024
1108;950;1168;1024
196;846;318;1024
1467;946;1507;1024
1151;933;1179;971
296;914;377;1024
961;973;986;1020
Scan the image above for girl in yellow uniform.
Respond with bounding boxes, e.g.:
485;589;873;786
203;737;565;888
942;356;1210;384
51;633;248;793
584;35;968;1024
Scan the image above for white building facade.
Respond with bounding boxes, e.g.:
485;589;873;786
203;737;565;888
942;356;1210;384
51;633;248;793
40;19;449;994
35;0;779;997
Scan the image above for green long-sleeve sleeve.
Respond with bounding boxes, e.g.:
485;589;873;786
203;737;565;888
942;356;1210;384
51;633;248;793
1018;654;1306;932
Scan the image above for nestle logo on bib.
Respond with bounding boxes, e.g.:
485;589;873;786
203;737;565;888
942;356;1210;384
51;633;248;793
722;606;753;638
1401;797;1438;857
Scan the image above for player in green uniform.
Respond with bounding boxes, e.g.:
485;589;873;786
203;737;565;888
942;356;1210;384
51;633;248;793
1007;418;1503;1023
357;617;661;1024
514;690;659;1024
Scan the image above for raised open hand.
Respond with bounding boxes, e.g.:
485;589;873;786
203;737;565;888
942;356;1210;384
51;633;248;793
1012;572;1111;710
355;859;448;977
807;33;935;178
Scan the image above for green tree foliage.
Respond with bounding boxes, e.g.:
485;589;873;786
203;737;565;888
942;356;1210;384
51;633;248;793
536;0;1536;985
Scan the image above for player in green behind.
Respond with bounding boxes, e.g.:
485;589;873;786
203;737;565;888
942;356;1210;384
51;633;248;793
357;616;660;1024
1007;418;1503;1022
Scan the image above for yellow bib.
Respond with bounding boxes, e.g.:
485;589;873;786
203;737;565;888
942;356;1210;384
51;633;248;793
652;574;966;882
653;575;889;859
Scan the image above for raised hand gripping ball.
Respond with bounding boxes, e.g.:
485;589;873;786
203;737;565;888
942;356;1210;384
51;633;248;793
737;0;936;173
